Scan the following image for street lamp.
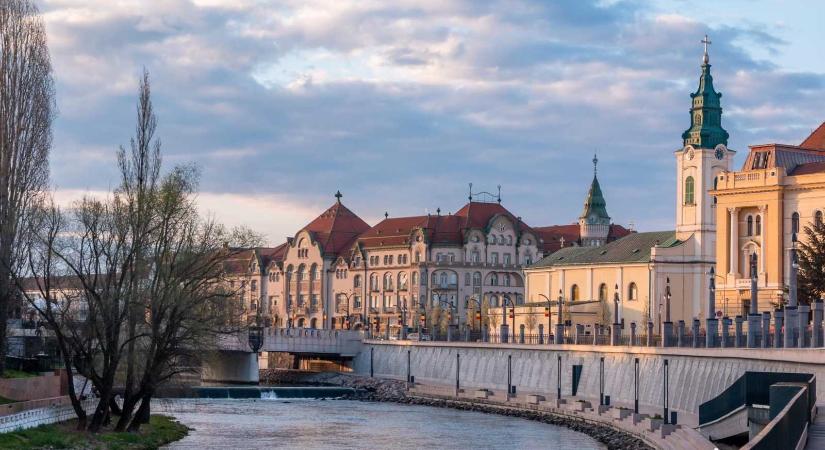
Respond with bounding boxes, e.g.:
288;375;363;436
248;313;264;353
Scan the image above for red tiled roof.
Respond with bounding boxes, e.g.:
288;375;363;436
357;202;538;249
801;122;825;151
302;201;370;256
534;223;633;253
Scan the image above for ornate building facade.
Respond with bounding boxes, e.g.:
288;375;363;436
713;123;825;315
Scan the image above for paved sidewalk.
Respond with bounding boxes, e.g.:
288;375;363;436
806;405;824;450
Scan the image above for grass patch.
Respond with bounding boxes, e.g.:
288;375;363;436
0;414;190;450
1;369;37;379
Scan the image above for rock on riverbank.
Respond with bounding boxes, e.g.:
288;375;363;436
259;370;651;450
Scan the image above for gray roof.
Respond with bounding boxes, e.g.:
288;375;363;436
530;231;678;268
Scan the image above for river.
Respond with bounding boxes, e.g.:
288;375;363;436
159;398;606;449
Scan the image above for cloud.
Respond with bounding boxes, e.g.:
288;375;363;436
40;0;825;241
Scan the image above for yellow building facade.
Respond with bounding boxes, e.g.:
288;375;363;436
713;124;825;316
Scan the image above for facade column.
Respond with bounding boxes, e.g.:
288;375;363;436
728;207;738;276
759;205;766;276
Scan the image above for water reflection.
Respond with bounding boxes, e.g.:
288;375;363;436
161;399;605;450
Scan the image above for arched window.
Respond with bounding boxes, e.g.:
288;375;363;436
472;272;481;286
755;215;762;235
598;283;608;301
412;272;418;286
383;273;393;290
464;273;470;286
628;282;638;301
792;212;800;234
747;215;753;236
684;176;695;205
310;264;318;280
398;273;408;290
449;273;457;285
439;272;448;287
354;275;361;288
370;273;379;291
817;211;823;227
415;252;421;263
570;285;580;301
491;273;498;286
504;275;511;287
296;264;305;281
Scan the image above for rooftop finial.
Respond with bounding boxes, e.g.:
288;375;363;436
384;211;389;219
334;190;343;203
592;152;598;176
701;34;712;65
469;182;473;201
497;185;501;204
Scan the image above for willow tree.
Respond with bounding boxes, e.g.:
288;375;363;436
0;0;54;374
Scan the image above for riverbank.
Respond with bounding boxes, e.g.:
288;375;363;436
0;414;189;449
259;369;653;450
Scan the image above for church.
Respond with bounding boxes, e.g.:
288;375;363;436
522;38;735;332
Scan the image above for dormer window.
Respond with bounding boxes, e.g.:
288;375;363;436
752;151;769;170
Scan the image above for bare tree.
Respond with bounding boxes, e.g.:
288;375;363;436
0;0;55;374
524;306;538;332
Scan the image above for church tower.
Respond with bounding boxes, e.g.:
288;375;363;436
579;154;611;247
675;35;734;259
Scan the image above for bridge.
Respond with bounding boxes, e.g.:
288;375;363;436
207;328;365;383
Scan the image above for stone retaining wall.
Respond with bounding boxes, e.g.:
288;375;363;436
353;341;825;419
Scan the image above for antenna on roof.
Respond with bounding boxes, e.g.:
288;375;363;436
469;182;473;201
497;185;501;203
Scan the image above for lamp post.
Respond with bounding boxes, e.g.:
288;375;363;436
501;295;516;343
248;313;264;354
537;293;557;344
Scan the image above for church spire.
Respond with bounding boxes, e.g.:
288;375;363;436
682;34;729;149
580;154;610;225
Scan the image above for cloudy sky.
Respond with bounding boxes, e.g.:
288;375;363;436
41;0;825;244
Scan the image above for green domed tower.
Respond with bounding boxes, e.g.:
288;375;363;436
682;36;729;149
579;154;611;247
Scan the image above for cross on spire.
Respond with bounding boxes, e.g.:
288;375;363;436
701;34;712;64
592;153;598;176
334;190;343;203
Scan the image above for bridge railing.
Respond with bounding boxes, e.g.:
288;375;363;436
263;327;364;356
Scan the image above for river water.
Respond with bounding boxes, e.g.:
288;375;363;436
160;399;605;449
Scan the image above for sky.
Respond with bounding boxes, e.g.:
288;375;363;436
40;0;825;245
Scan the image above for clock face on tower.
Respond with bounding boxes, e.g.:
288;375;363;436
715;148;725;160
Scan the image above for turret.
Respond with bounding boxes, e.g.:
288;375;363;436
579;154;611;247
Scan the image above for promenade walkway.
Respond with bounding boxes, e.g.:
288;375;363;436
806;405;824;450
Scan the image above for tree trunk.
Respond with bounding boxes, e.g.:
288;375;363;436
127;393;152;432
114;393;137;431
0;275;10;375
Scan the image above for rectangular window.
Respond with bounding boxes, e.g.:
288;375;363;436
354;296;362;308
491;253;499;264
472;251;480;263
503;254;511;265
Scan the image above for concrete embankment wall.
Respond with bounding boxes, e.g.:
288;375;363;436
353;341;825;418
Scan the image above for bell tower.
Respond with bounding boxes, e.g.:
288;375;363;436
675;35;734;259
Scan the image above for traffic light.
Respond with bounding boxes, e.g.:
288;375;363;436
475;311;481;321
544;307;550;318
509;308;515;320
